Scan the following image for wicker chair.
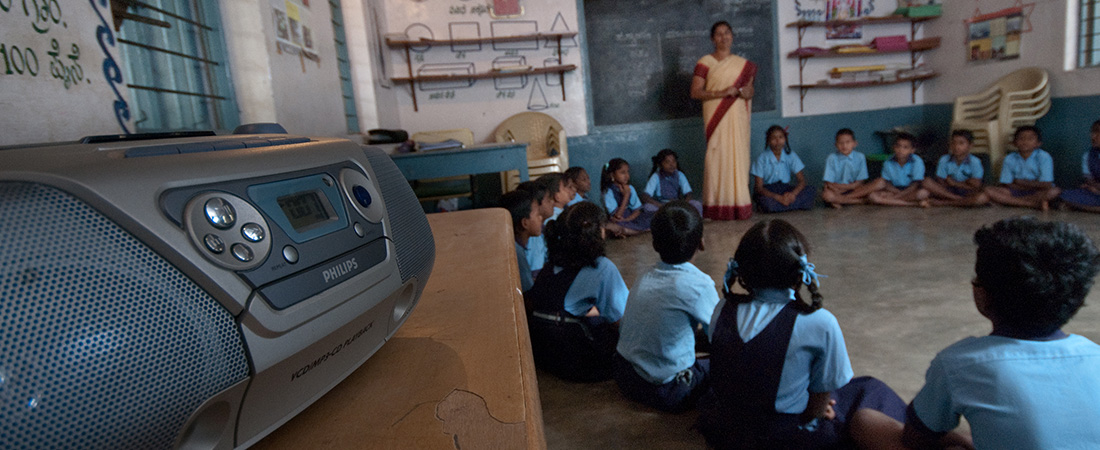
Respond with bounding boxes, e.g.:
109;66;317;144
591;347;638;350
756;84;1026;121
493;112;568;193
951;67;1050;176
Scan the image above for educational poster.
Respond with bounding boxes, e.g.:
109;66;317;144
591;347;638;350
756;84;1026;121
825;0;862;39
272;0;319;63
967;8;1023;62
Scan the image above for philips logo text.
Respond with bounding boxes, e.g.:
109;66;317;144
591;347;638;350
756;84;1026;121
322;258;358;283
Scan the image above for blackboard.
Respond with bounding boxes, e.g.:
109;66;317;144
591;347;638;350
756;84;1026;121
584;0;776;126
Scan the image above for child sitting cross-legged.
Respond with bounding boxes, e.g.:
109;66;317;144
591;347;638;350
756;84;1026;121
821;128;885;208
641;149;704;216
614;200;720;412
868;132;931;207
751;125;815;212
1058;119;1100;212
922;129;991;207
986;125;1061;211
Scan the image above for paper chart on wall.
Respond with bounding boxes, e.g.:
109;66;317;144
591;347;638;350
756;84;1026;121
966;8;1023;62
273;0;320;63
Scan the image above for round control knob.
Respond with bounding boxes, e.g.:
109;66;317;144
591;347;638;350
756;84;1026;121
353;222;365;238
283;245;299;264
204;197;236;229
203;234;225;254
241;223;265;242
353;185;372;208
231;243;254;262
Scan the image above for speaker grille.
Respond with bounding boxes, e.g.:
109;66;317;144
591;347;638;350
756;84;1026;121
0;182;249;449
363;147;435;283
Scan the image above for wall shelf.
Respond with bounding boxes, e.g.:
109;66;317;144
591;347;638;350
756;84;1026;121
385;32;578;112
786;15;940;112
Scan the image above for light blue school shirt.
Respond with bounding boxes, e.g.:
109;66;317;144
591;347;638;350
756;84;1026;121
999;149;1054;184
881;154;925;188
515;241;533;292
643;171;693;200
568;192;585;206
524;207;562;272
822;151;869;184
1082;149;1096;177
751;151;806;185
617;261;720;384
603;185;643;213
555;256;629;322
911;334;1100;449
936;154;984;182
709;288;854;414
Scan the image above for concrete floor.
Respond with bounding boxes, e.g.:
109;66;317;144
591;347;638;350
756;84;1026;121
539;206;1100;449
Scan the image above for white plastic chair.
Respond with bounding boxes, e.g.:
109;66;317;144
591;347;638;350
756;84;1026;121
493;112;568;193
951;67;1050;175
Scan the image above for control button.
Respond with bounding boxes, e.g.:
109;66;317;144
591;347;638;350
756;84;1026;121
231;243;254;262
353;222;365;237
353;185;372;208
241;223;265;242
283;245;299;264
203;234;225;254
204;198;236;229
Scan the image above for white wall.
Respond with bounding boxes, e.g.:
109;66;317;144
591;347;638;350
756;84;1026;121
367;0;588;142
922;0;1099;103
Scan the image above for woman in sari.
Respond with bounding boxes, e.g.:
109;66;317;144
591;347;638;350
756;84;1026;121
691;21;756;220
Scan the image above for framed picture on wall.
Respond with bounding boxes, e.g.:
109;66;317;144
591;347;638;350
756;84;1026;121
966;7;1022;62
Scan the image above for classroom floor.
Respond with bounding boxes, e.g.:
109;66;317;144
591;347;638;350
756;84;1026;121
537;205;1100;449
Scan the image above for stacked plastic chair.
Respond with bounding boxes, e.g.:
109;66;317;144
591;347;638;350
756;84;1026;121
493;112;569;193
951;67;1050;176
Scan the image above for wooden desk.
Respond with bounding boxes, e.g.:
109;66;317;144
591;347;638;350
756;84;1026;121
254;209;544;449
389;143;530;182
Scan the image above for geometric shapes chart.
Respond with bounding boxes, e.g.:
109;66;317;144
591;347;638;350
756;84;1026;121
491;21;539;50
449;22;482;52
527;78;548;110
417;63;476;91
493;56;528;90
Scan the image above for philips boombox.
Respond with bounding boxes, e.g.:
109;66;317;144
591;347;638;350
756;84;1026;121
0;125;435;449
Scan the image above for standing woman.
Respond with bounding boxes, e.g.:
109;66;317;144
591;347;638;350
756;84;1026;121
691;21;756;220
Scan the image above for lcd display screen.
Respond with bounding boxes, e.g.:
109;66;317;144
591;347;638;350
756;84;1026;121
277;190;334;232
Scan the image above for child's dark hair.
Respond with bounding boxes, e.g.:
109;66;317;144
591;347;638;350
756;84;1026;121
563;166;587;184
516;180;548;205
1092;119;1100;133
765;125;792;154
1014;125;1042;141
651;200;703;264
951;129;975;143
724;219;823;314
600;158;629;195
500;189;538;235
536;173;564;197
544;202;607;270
894;132;916;147
650;149;679;175
836;128;855;140
974;217;1100;336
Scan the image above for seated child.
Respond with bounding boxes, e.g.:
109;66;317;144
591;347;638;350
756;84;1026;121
1058;119;1100;212
516;180;553;276
564;166;591;206
696;219;908;449
986;125;1061;211
614;200;719;412
537;173;576;221
922;129;990;207
751;125;815;212
821;128;886;208
500;189;542;292
868;132;931;207
523;201;629;381
602;158;654;237
641;149;704;215
855;217;1100;450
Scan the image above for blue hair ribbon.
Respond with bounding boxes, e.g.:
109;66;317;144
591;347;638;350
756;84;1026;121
799;254;826;288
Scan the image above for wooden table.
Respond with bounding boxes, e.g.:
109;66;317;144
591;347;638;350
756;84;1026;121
389;143;530;182
254;208;544;449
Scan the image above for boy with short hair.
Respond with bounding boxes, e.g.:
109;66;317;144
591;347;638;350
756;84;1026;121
563;166;591;206
613;200;720;412
517;180;552;275
855;217;1100;449
869;132;931;207
500;189;543;292
922;129;990;207
536;173;575;221
986;126;1061;210
821;128;887;208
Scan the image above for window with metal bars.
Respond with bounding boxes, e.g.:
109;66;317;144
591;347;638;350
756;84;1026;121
1081;0;1099;67
329;0;360;133
113;1;239;132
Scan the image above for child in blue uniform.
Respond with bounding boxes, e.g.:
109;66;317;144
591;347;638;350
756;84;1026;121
641;149;703;215
1059;119;1100;212
751;125;815;212
869;132;931;207
602;158;653;237
821;128;886;208
614;201;719;412
516;181;552;277
523;201;629;381
922;129;990;207
854;217;1100;450
696;219;907;449
500;189;542;292
986;126;1061;210
564;166;591;206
